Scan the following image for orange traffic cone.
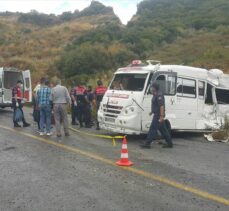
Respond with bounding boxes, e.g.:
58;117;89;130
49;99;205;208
116;136;133;166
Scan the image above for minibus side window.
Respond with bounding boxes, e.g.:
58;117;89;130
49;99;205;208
154;74;176;95
205;84;213;104
0;78;2;88
216;89;229;104
198;81;205;99
177;77;196;98
25;78;30;89
156;75;166;93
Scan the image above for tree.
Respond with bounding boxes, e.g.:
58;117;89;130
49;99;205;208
57;44;113;78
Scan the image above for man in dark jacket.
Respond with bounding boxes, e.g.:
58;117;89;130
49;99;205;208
141;83;173;148
70;85;78;125
75;83;90;128
94;80;107;130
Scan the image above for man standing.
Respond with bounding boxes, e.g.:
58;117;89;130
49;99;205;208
32;81;41;131
94;80;107;130
70;85;78;125
37;78;52;136
75;83;88;128
141;83;173;148
52;80;71;137
12;80;30;128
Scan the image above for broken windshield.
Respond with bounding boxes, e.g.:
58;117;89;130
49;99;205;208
216;88;229;104
110;73;148;91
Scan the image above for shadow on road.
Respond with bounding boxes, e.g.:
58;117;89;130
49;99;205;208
0;108;13;114
124;132;204;144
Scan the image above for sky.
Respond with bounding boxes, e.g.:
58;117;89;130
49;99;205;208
0;0;143;24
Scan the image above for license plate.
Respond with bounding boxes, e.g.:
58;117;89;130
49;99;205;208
105;117;115;123
105;124;116;129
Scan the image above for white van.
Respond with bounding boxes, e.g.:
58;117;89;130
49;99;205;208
98;60;229;134
0;67;32;108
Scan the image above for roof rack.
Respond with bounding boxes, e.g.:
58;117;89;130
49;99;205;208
146;60;161;66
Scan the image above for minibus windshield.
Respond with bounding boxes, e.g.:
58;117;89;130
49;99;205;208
110;73;148;91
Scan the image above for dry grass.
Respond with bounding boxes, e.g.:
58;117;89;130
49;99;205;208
212;117;229;140
151;30;229;73
0;15;95;84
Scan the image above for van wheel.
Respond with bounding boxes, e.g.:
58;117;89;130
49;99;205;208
164;120;172;135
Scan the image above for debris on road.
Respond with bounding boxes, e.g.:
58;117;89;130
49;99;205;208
204;131;228;143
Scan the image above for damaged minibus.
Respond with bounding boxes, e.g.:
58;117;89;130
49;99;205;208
98;60;229;134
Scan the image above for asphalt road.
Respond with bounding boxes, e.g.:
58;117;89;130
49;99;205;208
0;108;228;211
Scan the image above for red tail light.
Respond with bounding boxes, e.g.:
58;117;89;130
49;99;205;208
24;90;29;101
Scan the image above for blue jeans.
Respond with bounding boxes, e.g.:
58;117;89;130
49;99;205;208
146;115;172;146
40;104;51;133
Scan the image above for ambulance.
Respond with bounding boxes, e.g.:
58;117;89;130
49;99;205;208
0;67;32;108
98;60;229;134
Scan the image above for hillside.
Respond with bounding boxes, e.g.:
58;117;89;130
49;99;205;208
129;0;229;71
0;1;120;80
0;0;228;85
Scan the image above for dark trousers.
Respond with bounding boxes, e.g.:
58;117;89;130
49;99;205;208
77;103;91;127
13;105;26;125
71;103;77;124
146;115;172;146
96;101;101;128
85;104;91;126
77;103;85;126
33;109;40;130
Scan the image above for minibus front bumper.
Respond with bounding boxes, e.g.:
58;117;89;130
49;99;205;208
98;111;142;135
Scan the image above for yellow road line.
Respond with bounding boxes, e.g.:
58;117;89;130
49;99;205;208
0;125;229;206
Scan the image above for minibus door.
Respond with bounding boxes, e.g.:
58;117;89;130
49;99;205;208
142;72;177;132
22;70;32;102
196;81;208;129
174;77;198;129
142;86;153;133
201;83;217;128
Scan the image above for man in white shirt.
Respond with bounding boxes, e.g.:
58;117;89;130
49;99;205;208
52;80;71;137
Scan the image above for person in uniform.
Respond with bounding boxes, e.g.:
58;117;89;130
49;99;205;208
94;80;107;130
75;83;90;128
70;85;78;125
12;80;30;128
141;83;173;148
86;85;94;127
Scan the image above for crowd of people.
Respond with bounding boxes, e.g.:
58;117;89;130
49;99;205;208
12;77;107;137
70;80;107;129
12;77;172;148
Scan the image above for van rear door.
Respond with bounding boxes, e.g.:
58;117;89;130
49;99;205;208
22;70;32;102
